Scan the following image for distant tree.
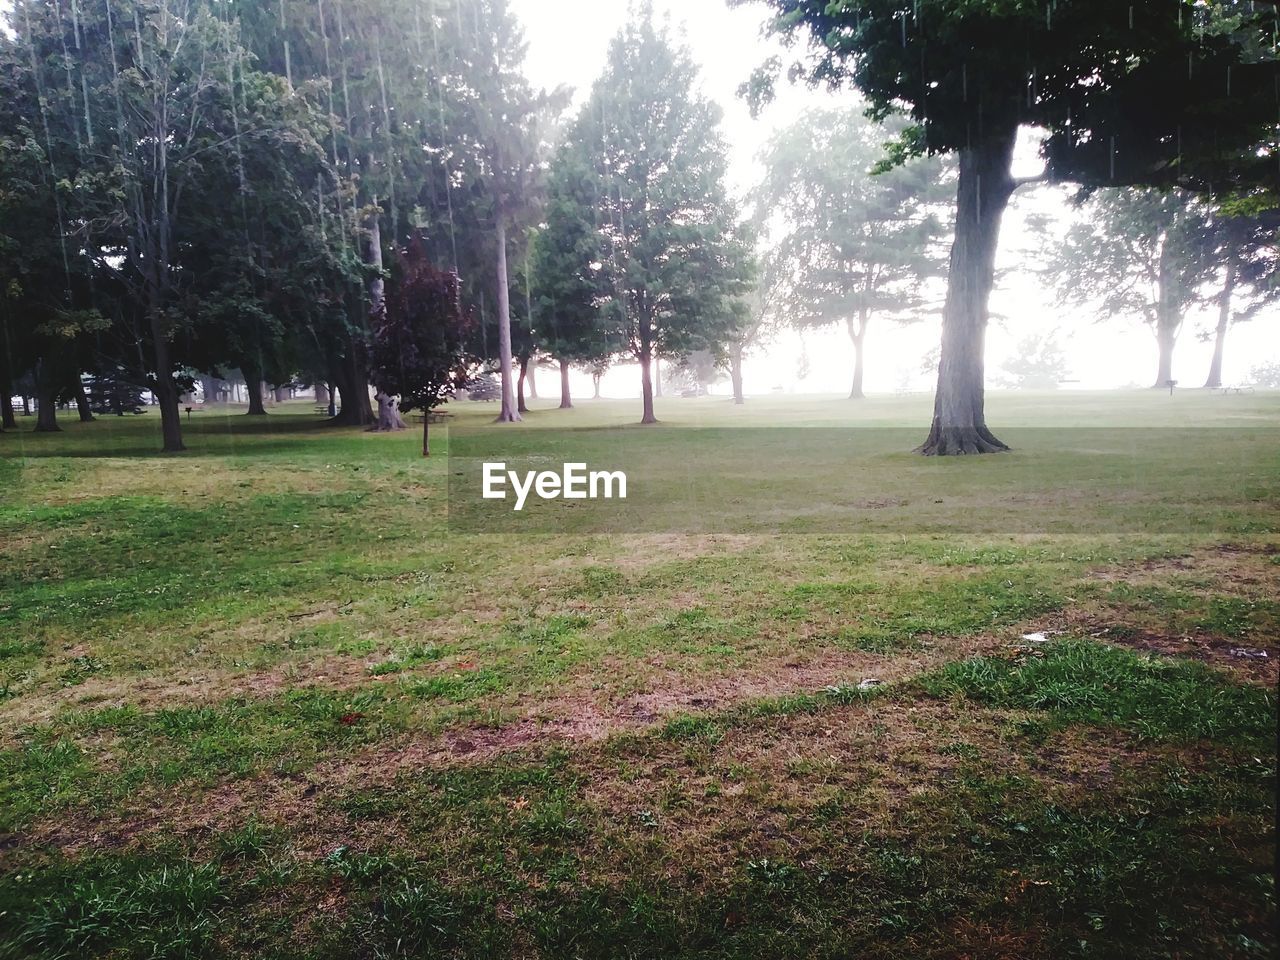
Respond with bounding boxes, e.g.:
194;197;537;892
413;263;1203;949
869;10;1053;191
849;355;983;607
532;137;616;410
744;0;1277;453
728;248;786;404
1249;361;1280;389
369;238;472;457
755;108;950;399
1049;189;1216;387
576;10;752;423
668;349;725;397
1200;204;1279;389
86;367;146;416
998;332;1070;390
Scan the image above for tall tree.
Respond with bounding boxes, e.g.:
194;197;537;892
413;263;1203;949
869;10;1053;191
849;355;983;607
449;0;565;423
756;108;950;399
1050;189;1215;387
579;9;752;424
744;0;1278;453
532;133;616;410
1201;203;1279;389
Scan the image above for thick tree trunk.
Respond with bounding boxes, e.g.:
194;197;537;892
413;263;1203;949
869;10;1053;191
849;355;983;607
517;355;529;414
151;339;185;452
1203;254;1236;389
0;326;16;430
558;359;573;409
326;382;337;418
274;386;289;404
34;360;60;433
730;343;745;404
494;217;521;422
847;314;867;400
73;379;95;422
918;129;1017;455
315;382;330;407
639;310;657;424
1153;327;1176;388
242;362;268;416
1152;240;1180;389
331;352;374;426
372;391;407;431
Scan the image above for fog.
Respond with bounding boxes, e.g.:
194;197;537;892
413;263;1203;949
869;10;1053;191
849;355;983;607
512;0;1278;400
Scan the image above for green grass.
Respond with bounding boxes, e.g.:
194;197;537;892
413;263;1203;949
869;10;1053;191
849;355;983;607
0;391;1276;958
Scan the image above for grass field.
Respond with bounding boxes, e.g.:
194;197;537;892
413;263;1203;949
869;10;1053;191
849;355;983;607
0;390;1276;959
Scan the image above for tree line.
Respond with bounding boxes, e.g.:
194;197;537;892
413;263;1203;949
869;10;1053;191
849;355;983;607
1;0;1276;456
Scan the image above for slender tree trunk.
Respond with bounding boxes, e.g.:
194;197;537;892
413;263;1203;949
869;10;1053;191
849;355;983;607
527;361;538;399
34;360;60;433
592;373;601;400
495;216;521;422
1152;240;1180;389
1203;254;1236;390
517;355;529;414
422;411;430;457
639;310;657;424
73;379;95;422
918;129;1017;455
558;359;573;409
847;314;868;400
242;362;267;415
730;343;745;404
22;396;30;416
326;382;337;418
654;356;663;398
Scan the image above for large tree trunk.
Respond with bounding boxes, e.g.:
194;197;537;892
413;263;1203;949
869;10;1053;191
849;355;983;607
331;348;374;426
34;360;60;433
847;314;868;400
517;355;530;414
150;335;185;452
918;129;1017;455
372;391;406;431
558;359;573;409
0;323;16;430
242;362;267;416
639;310;657;424
1152;239;1180;389
494;217;521;422
730;343;745;404
1203;254;1236;390
73;378;95;422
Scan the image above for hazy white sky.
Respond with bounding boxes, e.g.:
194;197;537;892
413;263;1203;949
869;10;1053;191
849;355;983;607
510;0;1279;398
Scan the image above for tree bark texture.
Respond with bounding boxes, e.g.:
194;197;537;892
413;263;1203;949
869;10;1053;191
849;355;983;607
918;129;1018;456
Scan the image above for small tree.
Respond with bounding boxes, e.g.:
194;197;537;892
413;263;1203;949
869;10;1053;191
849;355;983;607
370;238;472;457
999;333;1070;390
